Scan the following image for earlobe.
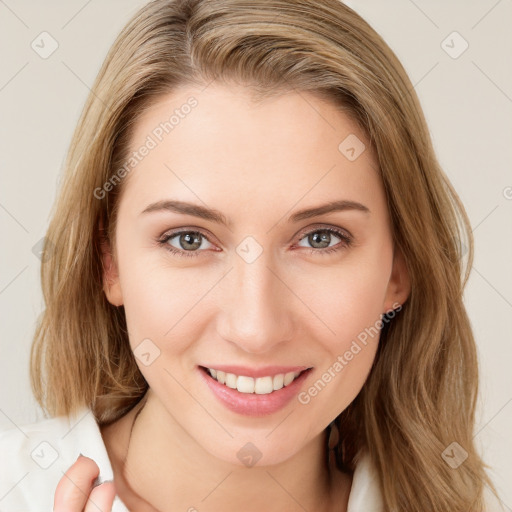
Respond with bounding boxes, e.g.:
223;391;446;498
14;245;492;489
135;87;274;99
383;246;411;313
100;226;123;307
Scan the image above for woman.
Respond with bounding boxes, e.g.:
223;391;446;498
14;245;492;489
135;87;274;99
0;0;504;510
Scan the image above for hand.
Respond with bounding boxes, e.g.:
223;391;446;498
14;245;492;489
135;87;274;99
54;454;117;512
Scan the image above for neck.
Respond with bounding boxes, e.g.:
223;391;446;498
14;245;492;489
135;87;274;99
101;391;351;512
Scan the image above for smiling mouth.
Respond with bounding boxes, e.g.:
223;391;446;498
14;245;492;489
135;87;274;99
199;366;312;395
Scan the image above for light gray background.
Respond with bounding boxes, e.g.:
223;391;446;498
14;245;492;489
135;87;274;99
1;0;511;507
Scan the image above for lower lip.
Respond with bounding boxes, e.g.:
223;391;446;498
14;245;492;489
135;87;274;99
198;366;312;417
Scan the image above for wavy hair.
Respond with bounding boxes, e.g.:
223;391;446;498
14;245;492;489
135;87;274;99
30;0;500;510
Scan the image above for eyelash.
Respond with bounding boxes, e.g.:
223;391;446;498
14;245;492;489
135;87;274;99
157;226;353;259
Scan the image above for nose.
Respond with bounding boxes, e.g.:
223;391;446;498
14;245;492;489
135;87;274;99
215;249;295;354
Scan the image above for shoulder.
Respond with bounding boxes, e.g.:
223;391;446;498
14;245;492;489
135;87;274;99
0;407;127;511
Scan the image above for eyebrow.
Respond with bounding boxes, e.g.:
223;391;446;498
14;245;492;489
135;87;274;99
139;199;370;226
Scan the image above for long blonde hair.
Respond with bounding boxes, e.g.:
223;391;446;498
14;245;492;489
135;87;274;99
30;0;500;510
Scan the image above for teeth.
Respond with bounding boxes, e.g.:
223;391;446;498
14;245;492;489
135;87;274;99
207;368;303;395
225;373;237;389
283;372;296;386
273;373;284;391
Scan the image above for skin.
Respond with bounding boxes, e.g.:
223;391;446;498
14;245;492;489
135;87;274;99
55;82;410;511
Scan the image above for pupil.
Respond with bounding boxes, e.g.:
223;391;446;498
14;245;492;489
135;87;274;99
310;231;330;249
181;232;201;250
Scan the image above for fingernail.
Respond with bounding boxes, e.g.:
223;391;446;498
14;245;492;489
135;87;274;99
76;452;84;461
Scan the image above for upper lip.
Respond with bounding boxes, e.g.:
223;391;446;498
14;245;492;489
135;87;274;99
200;365;312;378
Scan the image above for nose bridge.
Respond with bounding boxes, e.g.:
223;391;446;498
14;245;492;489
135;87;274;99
216;246;294;353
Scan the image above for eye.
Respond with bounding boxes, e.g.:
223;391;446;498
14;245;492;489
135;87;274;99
157;226;353;259
295;227;352;255
158;230;215;258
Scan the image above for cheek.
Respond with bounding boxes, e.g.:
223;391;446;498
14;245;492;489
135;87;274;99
123;265;199;350
295;256;390;415
295;241;393;346
117;245;213;355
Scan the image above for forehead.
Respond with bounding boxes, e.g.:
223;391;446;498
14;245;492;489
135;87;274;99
119;83;382;217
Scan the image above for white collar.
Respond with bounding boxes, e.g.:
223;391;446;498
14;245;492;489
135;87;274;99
346;449;384;511
3;406;503;510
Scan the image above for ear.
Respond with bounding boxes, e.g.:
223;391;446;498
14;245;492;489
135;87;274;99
99;222;123;307
383;245;410;313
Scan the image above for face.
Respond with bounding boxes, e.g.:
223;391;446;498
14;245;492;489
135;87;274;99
102;83;410;466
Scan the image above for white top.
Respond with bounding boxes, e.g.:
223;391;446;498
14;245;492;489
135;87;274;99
0;406;504;511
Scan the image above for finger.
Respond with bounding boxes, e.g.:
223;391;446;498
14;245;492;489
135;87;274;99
53;455;101;512
84;481;117;512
